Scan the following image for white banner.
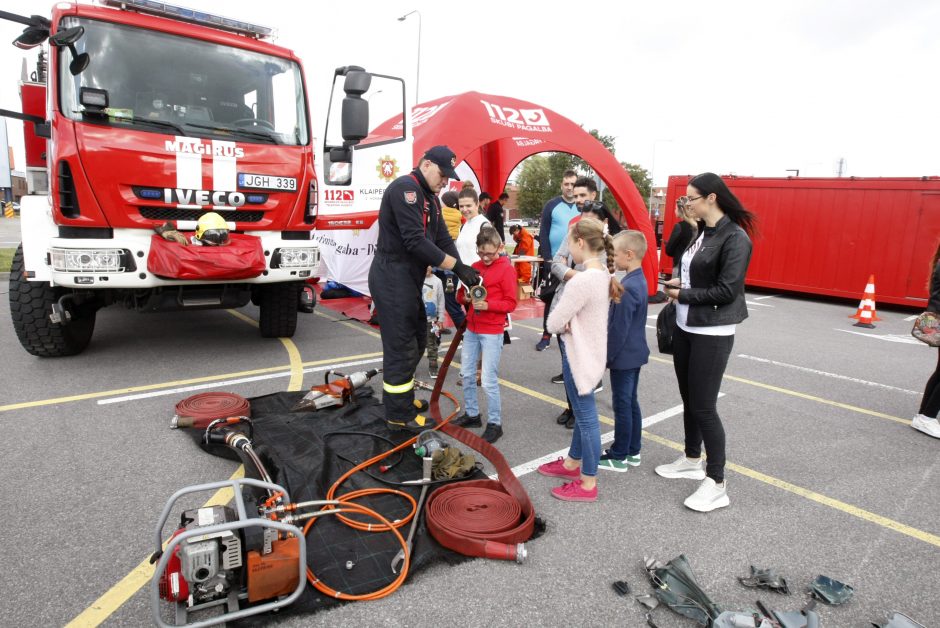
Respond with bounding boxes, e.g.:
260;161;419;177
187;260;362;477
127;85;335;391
313;222;379;296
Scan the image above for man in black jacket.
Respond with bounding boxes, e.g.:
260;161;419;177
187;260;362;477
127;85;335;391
369;146;481;431
485;192;507;242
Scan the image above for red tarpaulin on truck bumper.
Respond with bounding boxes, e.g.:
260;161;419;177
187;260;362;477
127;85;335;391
147;233;266;280
342;92;659;294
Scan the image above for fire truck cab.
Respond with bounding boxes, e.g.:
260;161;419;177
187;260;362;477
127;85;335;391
4;1;406;357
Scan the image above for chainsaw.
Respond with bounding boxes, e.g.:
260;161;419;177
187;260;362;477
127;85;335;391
290;368;380;412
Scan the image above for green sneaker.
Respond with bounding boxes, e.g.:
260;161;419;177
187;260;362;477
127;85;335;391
597;458;630;472
625;454;641;467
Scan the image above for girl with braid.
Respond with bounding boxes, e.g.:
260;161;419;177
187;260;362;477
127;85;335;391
538;217;623;502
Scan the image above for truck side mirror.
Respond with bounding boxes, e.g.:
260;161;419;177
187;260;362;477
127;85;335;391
14;26;49;50
343;70;372;96
340;98;368;143
49;25;89;75
339;70;371;143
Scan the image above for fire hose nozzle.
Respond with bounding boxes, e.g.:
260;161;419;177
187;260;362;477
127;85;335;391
482;540;527;563
170;415;193;429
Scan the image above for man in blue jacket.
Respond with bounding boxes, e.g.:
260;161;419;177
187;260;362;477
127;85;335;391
535;169;579;351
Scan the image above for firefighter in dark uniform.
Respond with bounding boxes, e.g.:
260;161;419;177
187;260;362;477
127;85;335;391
369;146;481;431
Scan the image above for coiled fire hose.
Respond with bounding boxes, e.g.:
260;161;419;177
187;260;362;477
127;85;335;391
171;391;251;429
297;322;535;601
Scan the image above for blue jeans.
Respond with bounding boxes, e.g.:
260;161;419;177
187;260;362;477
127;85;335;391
461;331;504;425
560;339;601;476
609;368;642;458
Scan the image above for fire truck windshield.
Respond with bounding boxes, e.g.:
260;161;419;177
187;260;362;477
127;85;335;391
57;17;308;146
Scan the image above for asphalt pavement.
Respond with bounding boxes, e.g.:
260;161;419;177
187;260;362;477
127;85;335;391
0;278;937;627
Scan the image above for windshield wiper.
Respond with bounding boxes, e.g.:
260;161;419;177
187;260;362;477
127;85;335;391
76;110;188;137
184;122;280;144
128;116;187;137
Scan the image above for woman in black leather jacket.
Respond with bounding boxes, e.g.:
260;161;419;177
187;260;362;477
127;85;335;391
913;243;940;439
657;172;755;513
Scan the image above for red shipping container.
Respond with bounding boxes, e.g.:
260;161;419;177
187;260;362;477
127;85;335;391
660;176;940;308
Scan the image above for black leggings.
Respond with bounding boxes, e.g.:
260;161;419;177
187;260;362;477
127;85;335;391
541;290;554;337
918;349;940;418
672;326;734;483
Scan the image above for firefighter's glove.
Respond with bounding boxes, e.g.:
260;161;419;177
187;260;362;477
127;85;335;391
452;260;481;288
431;447;475;480
155;222;189;246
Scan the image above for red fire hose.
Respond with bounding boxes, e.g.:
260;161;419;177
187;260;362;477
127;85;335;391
424;324;536;563
172;391;250;429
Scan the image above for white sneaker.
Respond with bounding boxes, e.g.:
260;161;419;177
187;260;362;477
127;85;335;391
684;477;730;512
912;414;940;439
654;455;706;480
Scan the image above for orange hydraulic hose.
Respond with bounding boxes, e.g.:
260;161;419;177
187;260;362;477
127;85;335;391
300;330;464;600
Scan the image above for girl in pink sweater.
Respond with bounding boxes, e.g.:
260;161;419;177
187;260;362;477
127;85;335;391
538;218;623;502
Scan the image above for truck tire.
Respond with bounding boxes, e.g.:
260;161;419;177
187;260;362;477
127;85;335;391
258;281;301;338
9;245;96;357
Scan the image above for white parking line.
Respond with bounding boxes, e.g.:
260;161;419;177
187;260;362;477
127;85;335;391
97;357;383;404
745;300;774;307
737;354;919;395
835;328;923;345
752;294;779;301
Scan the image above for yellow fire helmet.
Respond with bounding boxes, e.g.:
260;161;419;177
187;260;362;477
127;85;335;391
195;212;230;246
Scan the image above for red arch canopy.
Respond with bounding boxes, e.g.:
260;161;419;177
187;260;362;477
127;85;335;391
369;91;660;290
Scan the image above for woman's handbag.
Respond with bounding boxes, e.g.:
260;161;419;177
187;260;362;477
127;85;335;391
538;272;560;303
912;311;940;347
656;301;677;354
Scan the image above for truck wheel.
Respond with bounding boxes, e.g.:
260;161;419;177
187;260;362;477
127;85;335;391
258;282;301;338
9;245;96;357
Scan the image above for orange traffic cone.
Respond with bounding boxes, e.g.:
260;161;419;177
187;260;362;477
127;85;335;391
849;274;881;329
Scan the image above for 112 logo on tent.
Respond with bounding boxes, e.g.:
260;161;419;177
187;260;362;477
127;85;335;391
480;100;551;132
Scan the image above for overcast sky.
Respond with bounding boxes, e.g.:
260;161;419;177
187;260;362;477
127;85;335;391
2;0;938;185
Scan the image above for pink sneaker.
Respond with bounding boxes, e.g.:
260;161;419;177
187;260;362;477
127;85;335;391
551;480;598;502
537;457;580;480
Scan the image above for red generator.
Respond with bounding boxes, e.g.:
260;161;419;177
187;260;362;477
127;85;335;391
660;175;940;308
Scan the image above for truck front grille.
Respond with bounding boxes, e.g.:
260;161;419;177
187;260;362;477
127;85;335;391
139;207;265;223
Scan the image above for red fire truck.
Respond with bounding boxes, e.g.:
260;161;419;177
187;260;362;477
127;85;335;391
2;1;407;356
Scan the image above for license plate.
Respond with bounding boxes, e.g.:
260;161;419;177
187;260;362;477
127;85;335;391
238;173;297;192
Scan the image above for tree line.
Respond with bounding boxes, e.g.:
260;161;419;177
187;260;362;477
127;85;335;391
514;129;652;222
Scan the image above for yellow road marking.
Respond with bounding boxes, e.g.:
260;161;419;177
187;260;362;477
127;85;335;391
513;320;543;333
641;431;940;548
484;367;614;426
67;310;306;627
316;310;381;338
0;350;382;414
225;310;305;391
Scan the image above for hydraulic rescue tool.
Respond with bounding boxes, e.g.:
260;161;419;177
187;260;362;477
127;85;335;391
391;455;433;574
290;368;381;412
153;418;407;626
150;478;306;628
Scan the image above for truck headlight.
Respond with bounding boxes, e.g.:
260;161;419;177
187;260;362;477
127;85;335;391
272;247;318;269
50;248;127;272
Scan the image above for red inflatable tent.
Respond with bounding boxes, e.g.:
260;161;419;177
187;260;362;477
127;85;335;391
367;91;660;291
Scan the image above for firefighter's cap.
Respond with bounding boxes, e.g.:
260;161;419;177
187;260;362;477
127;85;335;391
422;145;460;180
